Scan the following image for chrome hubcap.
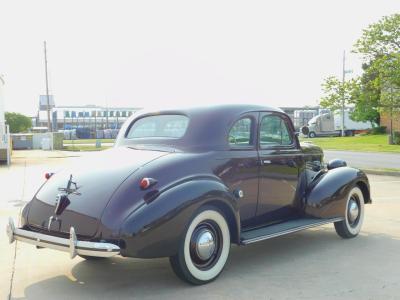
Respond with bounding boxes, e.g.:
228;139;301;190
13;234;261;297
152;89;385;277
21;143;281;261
195;229;216;261
348;198;359;224
189;220;222;270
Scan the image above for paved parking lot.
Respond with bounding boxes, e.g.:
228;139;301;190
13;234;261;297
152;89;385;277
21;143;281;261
1;153;399;299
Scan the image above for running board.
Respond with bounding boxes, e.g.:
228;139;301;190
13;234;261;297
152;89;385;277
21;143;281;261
240;217;344;245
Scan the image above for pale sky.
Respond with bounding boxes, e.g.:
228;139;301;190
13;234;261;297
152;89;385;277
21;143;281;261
0;0;399;116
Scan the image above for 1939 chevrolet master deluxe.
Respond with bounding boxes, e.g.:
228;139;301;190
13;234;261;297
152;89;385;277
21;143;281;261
7;105;371;285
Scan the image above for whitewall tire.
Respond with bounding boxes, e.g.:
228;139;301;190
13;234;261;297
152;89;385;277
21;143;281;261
169;206;231;285
334;186;365;238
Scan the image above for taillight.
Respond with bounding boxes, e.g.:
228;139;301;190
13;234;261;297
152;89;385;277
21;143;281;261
45;172;54;180
140;177;157;190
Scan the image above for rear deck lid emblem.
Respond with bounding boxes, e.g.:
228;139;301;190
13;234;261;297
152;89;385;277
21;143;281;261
52;175;81;217
58;175;81;196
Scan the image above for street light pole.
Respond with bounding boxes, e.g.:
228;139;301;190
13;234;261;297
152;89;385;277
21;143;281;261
341;50;346;137
44;41;52;132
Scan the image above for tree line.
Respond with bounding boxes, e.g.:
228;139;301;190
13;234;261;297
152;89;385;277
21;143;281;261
320;14;400;134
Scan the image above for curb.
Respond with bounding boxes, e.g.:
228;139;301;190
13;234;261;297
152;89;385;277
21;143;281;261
361;169;400;177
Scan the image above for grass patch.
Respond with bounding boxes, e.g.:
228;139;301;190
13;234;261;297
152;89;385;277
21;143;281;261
63;145;112;151
63;139;115;144
300;135;400;153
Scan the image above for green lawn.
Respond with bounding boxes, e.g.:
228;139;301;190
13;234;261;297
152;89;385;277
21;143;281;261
62;136;400;153
63;145;112;151
63;139;115;144
300;135;400;153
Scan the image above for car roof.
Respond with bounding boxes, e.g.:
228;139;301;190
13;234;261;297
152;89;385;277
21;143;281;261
137;104;283;116
116;104;287;151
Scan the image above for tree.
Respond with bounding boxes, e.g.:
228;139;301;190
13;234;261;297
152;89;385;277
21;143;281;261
319;76;359;111
353;14;400;142
353;14;400;61
5;112;32;133
348;62;381;126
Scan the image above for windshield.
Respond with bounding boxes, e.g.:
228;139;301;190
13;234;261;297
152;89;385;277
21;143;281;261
126;114;189;139
308;115;319;125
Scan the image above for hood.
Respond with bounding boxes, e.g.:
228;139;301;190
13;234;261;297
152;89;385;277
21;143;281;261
300;141;323;155
26;147;170;237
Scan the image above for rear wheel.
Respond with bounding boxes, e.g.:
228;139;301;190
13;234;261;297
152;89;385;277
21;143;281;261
169;206;230;285
334;186;365;238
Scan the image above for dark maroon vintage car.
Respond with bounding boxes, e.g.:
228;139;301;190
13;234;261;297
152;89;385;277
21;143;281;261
7;104;371;284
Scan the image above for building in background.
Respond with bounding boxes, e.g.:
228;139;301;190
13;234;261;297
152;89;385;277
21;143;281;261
34;104;141;131
280;106;323;130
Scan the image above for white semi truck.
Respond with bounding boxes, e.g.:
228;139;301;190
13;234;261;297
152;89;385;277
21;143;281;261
302;110;372;138
0;76;11;164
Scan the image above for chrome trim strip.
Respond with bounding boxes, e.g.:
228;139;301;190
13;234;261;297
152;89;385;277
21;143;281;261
6;218;120;258
241;217;344;245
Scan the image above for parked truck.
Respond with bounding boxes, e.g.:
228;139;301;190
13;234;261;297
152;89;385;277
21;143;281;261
302;110;372;138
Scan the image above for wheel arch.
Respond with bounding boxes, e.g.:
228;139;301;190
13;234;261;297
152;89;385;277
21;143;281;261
305;167;370;218
201;199;240;244
119;178;241;258
356;180;371;204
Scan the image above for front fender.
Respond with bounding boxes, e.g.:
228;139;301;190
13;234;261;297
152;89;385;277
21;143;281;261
305;167;370;219
119;178;240;258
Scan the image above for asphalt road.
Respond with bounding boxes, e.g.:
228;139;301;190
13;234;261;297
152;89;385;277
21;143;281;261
324;150;400;170
1;153;399;299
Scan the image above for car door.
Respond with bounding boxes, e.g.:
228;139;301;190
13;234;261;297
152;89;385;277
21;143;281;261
217;113;260;227
256;112;303;224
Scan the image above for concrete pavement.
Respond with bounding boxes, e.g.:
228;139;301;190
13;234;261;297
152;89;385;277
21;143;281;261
1;154;400;299
325;150;400;170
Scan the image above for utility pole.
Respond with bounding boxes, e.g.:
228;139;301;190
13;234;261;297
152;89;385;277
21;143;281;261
341;50;346;137
105;99;109;129
44;41;52;132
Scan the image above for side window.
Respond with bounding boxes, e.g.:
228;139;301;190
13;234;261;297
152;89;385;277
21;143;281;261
260;115;293;147
229;118;252;146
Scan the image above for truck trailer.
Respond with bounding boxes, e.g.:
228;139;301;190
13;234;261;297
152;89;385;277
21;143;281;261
302;110;372;138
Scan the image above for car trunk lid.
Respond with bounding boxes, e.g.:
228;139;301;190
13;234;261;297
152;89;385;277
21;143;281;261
27;147;170;237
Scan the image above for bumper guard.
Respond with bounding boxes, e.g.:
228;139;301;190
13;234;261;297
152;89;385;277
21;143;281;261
6;218;120;258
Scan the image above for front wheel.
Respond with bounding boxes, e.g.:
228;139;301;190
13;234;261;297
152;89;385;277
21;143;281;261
169;206;231;285
308;131;316;138
334;186;365;238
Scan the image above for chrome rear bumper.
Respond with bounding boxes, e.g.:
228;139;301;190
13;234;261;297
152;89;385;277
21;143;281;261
6;218;120;258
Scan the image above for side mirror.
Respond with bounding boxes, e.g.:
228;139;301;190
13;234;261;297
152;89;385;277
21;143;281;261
327;159;347;170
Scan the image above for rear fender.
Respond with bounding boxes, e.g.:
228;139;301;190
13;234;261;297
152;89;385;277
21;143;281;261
119;178;240;258
305;167;370;218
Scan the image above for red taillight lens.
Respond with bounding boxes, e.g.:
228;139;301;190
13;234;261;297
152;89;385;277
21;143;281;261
140;178;150;189
140;177;157;190
45;172;53;180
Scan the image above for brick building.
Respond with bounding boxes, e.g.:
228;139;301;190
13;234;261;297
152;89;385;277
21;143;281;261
380;110;400;132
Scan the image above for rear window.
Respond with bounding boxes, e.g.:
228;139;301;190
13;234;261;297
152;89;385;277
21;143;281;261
126;115;189;139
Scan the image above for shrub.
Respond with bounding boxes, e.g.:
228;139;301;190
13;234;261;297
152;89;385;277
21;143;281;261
393;132;400;145
370;126;387;135
5;112;32;133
